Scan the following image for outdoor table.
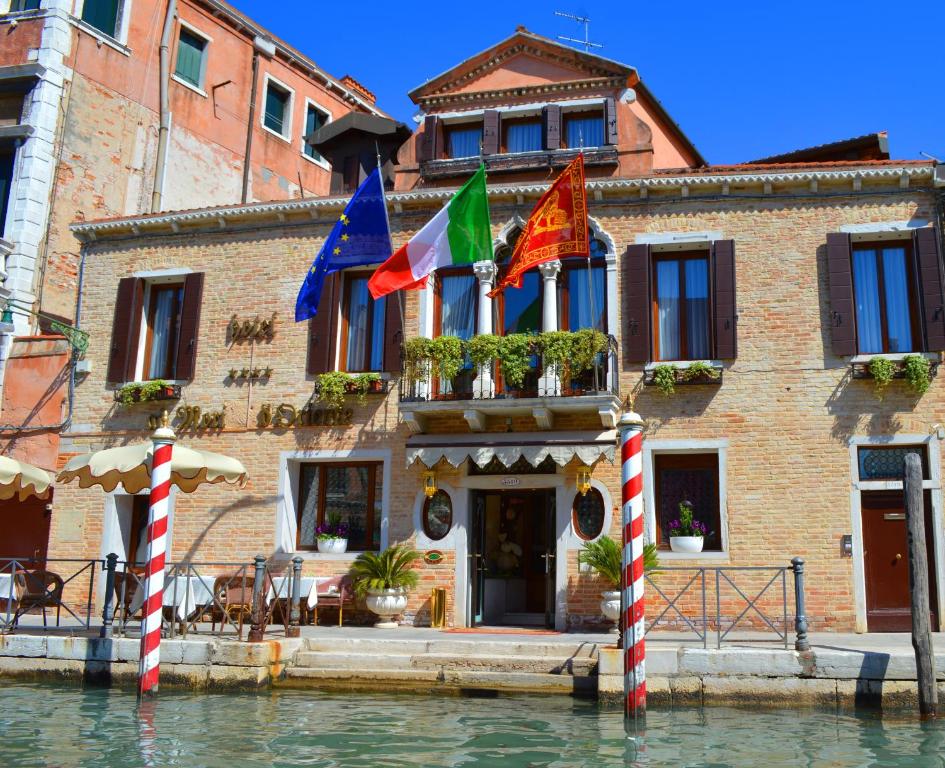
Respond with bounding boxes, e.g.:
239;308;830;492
0;572;15;607
129;574;216;622
267;577;319;610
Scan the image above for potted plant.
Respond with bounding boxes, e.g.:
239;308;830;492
116;379;180;405
316;514;349;554
350;544;421;628
580;536;659;632
668;500;708;553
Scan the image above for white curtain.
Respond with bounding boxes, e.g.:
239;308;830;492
656;260;680;360
685;259;710;359
882;247;911;352
439;274;476;393
346;278;370;371
853;249;882;353
148;289;178;379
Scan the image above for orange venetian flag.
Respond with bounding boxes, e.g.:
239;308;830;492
488;154;589;298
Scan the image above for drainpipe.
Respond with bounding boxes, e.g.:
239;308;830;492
151;0;178;213
242;36;273;204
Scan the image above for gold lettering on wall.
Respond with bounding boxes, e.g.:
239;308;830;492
257;401;353;428
228;313;277;343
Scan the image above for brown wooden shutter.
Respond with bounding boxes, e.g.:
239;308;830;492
419;115;438;163
914;227;945;351
482;110;500;155
712;239;737;359
623;244;651;363
383;291;404;373
174;272;204;381
106;277;144;384
603;97;618;145
826;232;857;356
542;105;561;150
306;273;339;375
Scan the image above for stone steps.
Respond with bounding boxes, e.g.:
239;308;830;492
302;637;604;659
294;650;597;675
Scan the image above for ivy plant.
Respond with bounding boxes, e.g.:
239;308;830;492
403;337;433;384
569;329;609;377
352;373;382;405
867;357;896;398
314;371;350;410
117;380;174;406
682;361;720;382
902;354;932;396
429;335;464;383
651;364;678;396
498;333;534;389
467;334;502;369
538;331;574;382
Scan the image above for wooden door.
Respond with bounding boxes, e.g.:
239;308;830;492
862;491;939;632
0;494;51;564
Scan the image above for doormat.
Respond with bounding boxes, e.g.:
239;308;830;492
442;627;561;635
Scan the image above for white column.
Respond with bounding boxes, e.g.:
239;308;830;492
538;260;561;396
473;261;496;398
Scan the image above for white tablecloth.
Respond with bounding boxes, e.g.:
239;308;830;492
267;577;318;609
129;574;216;621
0;573;14;604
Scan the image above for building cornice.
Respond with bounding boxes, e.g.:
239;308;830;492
70;163;935;243
417;78;625;111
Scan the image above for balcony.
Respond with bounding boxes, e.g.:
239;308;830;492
421;146;618;181
398;333;620;433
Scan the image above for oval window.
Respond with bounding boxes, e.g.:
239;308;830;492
422;490;453;541
572;488;605;540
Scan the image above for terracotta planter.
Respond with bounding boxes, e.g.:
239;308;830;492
316;537;348;554
365;587;407;628
669;536;704;554
600;589;621;633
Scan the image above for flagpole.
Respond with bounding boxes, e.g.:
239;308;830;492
578;133;599;390
375;142;405;355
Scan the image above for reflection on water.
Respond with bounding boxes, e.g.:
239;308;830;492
1;683;945;768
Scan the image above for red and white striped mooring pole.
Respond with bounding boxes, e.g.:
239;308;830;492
138;421;175;698
620;408;646;720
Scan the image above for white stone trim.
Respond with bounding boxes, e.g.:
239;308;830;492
635;230;722;251
300;97;332;170
260;72;294;142
275;448;392;558
173;18;210;93
841;219;928;241
641;439;730;560
434;98;605;122
412;481;460;550
565;478;614;548
847;434;944;633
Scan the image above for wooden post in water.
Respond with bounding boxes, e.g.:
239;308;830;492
904;452;938;717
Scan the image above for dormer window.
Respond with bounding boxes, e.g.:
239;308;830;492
503;118;542;153
563;111;605;149
447;125;482;159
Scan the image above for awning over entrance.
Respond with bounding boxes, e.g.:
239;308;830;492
405;430;618;469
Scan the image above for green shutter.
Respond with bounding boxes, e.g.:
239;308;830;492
264;85;289;135
81;0;120;38
303;105;327;160
174;29;205;88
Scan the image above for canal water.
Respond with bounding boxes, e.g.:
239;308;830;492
1;683;944;767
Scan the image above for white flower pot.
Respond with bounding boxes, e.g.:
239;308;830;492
600;590;621;633
669;536;704;554
317;538;348;554
365;587;407;628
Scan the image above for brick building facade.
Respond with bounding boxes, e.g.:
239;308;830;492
26;29;945;633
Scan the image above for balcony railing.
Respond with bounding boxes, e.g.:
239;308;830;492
421;146;618;180
399;333;619;403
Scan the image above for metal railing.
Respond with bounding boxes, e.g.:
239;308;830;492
0;557;100;631
399;333;619;402
642;559;810;650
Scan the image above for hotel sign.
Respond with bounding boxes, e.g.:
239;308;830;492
500;477;520;487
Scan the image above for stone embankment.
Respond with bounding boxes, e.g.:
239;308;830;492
2;631;944;710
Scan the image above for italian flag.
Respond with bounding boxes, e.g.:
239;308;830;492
368;165;492;299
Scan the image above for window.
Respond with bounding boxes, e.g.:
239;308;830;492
81;0;121;38
652;250;711;361
297;462;381;551
303;101;330;163
852;242;918;354
263;78;292;138
9;0;41;11
142;283;184;380
447;125;482;159
559;236;607;331
174;27;208;89
422;490;452;541
857;446;928;481
654;453;721;551
127;496;150;567
0;150;14;238
572;488;605;540
434;269;477;396
503;118;542;153
564;111;604;149
341;274;386;372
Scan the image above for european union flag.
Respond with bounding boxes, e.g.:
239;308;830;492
295;168;391;321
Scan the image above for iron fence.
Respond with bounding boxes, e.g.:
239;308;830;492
0;557;100;631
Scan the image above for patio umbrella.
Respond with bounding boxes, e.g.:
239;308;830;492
0;455;52;501
57;414;247;698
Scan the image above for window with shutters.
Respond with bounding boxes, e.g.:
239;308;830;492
142;282;184;380
563;111;605;149
173;25;208;91
302;100;330;165
653;452;722;552
297;462;382;552
340;273;387;373
446;124;482;159
851;241;919;354
262;76;293;139
652;249;711;361
80;0;123;39
502;117;542;153
434;267;477;397
8;0;42;11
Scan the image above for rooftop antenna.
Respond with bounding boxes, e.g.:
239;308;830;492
554;10;603;52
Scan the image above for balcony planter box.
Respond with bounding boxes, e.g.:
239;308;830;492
343;378;388;396
114;383;182;405
850;358;939;381
643;363;723;389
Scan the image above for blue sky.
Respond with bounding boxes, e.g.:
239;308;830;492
240;0;945;165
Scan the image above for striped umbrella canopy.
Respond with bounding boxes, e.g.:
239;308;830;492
0;455;52;501
56;440;248;493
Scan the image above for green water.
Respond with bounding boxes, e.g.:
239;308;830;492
1;683;944;767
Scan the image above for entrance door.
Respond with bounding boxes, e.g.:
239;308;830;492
469;489;555;628
862;490;939;632
0;493;51;564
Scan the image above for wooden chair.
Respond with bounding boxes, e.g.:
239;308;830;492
211;574;258;635
13;569;64;628
111;570;144;631
314;576;354;627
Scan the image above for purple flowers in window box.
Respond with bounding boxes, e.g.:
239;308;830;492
668;500;709;554
316;520;350;540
